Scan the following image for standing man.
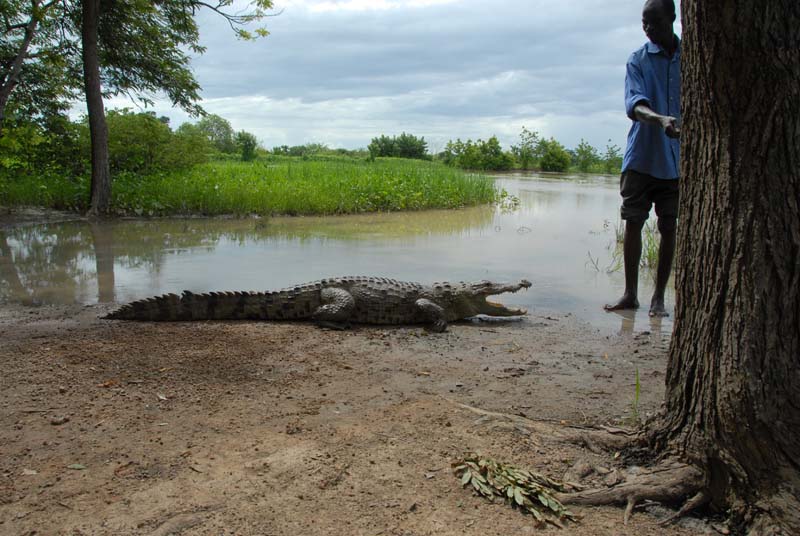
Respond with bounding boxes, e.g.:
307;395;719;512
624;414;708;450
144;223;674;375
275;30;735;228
605;0;681;317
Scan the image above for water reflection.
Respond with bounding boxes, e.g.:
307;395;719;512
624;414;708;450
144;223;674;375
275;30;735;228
0;173;673;333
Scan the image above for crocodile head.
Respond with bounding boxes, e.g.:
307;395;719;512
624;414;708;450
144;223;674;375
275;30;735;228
447;279;532;317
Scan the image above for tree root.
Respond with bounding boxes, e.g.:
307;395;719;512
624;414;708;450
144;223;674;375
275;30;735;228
446;399;713;525
556;459;704;525
446;398;638;451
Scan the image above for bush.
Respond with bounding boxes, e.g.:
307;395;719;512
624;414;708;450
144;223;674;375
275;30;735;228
511;126;539;169
603;141;623;174
539;138;571;172
105;109;172;174
195;114;236;154
574;139;600;172
441;136;514;171
102;109;212;174
236;131;258;161
368;133;428;160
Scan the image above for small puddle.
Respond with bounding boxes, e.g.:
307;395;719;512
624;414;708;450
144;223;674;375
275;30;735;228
0;172;673;335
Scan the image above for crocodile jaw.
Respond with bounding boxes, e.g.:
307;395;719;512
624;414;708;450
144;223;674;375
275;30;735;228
474;279;531;316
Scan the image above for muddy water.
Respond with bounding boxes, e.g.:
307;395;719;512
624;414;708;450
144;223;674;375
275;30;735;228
0;173;672;334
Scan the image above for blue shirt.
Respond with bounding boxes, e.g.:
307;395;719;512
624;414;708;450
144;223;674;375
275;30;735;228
622;39;681;180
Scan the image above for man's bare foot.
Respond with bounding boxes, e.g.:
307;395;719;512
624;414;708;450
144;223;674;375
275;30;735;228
604;295;639;311
649;296;669;317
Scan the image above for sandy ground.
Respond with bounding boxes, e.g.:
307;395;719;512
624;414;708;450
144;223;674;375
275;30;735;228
0;302;717;536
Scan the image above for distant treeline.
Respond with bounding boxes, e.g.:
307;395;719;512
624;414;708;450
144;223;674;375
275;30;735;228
366;128;622;174
1;109;622;191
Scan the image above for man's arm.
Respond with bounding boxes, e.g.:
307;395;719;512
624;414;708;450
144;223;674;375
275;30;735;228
633;103;681;139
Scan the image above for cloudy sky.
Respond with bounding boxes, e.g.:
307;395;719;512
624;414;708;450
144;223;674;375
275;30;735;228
110;0;681;152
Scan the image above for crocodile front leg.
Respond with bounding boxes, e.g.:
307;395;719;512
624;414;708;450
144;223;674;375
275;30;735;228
415;298;448;332
312;287;355;329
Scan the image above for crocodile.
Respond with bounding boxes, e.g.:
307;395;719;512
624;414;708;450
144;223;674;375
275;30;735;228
104;276;532;332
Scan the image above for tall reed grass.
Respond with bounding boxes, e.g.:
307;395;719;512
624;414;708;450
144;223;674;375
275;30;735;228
0;157;499;216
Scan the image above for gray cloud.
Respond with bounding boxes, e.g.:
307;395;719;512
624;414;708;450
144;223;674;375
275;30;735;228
129;0;681;151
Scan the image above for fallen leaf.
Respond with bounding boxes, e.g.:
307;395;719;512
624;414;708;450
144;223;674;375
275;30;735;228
67;464;86;470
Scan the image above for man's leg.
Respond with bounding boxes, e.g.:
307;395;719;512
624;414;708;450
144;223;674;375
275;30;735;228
605;219;645;311
650;217;676;316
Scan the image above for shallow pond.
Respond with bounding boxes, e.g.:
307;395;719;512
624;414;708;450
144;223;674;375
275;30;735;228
0;172;673;335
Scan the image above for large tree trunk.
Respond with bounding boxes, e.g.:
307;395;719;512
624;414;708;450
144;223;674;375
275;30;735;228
654;0;800;531
81;0;111;216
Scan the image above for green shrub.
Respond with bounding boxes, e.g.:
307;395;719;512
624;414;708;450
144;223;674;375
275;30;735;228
236;131;258;161
442;136;514;171
368;133;428;160
539;138;571;172
574;139;600;172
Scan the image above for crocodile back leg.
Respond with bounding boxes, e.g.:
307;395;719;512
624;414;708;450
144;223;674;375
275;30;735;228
312;287;356;329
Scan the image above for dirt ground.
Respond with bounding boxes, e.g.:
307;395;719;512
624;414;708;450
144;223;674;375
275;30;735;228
0;302;717;535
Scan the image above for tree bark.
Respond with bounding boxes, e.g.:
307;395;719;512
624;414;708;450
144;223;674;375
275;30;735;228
81;0;111;216
0;10;40;135
653;0;800;531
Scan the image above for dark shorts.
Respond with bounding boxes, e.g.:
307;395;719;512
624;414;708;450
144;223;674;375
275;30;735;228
619;169;679;224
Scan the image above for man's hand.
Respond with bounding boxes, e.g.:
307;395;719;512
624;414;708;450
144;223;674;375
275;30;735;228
660;116;681;139
634;103;681;139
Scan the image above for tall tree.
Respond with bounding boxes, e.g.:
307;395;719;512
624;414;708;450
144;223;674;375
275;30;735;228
562;0;799;532
81;0;110;215
77;0;275;215
654;0;800;530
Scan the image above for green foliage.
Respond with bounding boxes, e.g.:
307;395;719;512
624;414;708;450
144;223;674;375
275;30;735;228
105;109;171;174
510;126;540;169
603;141;623;174
271;143;330;158
1;157;499;216
236;130;258;161
0;1;81;126
194;114;236;153
368;133;428;160
0;113;87;179
538;138;571;172
574;139;599;172
441;136;514;171
102;109;211;174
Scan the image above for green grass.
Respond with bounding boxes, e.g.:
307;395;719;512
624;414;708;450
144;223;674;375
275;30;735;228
0;157;500;216
612;219;662;270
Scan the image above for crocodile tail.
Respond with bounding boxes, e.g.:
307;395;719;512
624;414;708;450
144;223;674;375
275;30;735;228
104;291;273;321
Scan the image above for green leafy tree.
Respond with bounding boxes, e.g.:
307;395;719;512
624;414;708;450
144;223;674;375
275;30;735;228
394;132;428;159
0;0;80;132
478;136;514;170
510;126;539;169
538;138;571;172
441;136;513;170
574;139;599;172
368;134;395;159
168;122;212;169
235;130;258;161
602;140;623;174
72;0;276;214
368;133;428;160
105;109;172;174
196;114;236;154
